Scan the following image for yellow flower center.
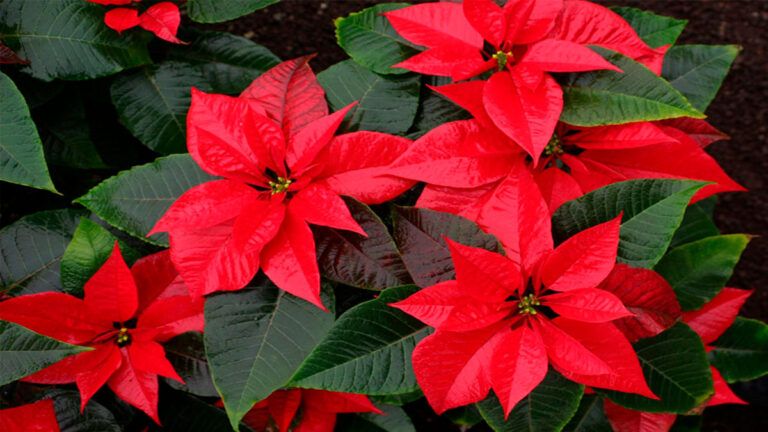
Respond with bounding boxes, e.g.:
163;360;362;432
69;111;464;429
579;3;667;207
493;50;514;71
518;294;541;315
268;176;292;195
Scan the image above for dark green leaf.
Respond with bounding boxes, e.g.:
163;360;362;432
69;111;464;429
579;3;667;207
611;7;687;48
111;62;211;155
372;389;423;406
662;45;740;112
0;322;89;386
186;0;279;24
670;416;703;432
314;198;411;290
0;209;86;295
291;285;428;395
164;332;218;397
75;154;216;247
335;3;418;75
0;0;150;81
655;234;750;310
318;60;420;134
43;389;120;432
602;323;713;413
392;206;502;287
337;405;415;432
552;179;706;268
561;48;704;126
157;388;254;432
0;71;57;192
477;369;583;432
710;318;768;382
168;31;280;94
407;76;469;139
204;281;335;429
563;395;612;432
669;197;719;248
60;218;116;295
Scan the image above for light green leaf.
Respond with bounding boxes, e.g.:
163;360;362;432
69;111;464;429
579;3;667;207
611;7;687;48
0;0;150;81
60;218;116;295
655;234;750;310
0;209;86;295
187;0;279;24
335;3;418;75
204;281;335;429
662;45;740;112
0;71;57;192
318;60;420;134
552;179;706;268
75;154;215;246
710;318;768;382
291;285;429;395
0;322;89;386
561;48;705;126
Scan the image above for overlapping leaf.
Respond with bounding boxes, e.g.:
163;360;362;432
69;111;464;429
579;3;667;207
337;405;416;432
710;318;768;382
186;0;279;24
612;7;687;48
662;45;740;112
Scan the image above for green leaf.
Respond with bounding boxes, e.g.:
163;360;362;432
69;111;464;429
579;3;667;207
39;89;107;170
43;389;120;432
337;405;416;432
204;281;335;429
710;318;768;382
291;285;429;395
654;234;749;310
318;60;420;134
476;369;583;432
335;3;418;75
0;0;150;81
0;209;86;295
662;45;740;112
159;388;254;432
0;322;89;386
165;332;218;398
60;218;116;295
669;197;719;248
561;48;704;126
602;323;713;413
611;7;687;48
75;154;216;246
168;30;280;94
0;71;57;192
186;0;279;24
111;62;212;155
552;179;706;268
407;76;470;139
563;395;612;432
392;206;502;287
314;198;411;290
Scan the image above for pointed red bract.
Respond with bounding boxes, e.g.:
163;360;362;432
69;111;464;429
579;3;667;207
242;389;380;432
708;366;747;406
0;400;61;432
153;59;411;306
139;2;184;44
490;325;548;416
104;8;140;33
683;288;752;344
0;246;201;422
604;400;676;432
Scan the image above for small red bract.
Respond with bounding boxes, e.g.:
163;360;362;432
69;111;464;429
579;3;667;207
150;57;413;309
391;213;656;416
241;389;381;432
0;244;203;423
0;400;60;432
90;0;185;44
385;0;664;163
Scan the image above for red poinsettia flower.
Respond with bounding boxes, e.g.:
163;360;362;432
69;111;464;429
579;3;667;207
0;400;60;432
386;0;664;163
240;389;381;432
0;245;203;423
391;210;656;416
88;0;184;44
150;57;413;309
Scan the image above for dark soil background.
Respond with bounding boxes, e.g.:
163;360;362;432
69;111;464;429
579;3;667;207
212;0;767;430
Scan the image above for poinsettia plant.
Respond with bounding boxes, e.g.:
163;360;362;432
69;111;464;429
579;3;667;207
0;0;765;431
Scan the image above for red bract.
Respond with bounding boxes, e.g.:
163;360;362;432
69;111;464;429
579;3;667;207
91;0;185;44
0;400;60;432
150;57;413;309
241;389;381;432
386;0;663;163
603;400;676;432
0;245;203;423
391;215;656;416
